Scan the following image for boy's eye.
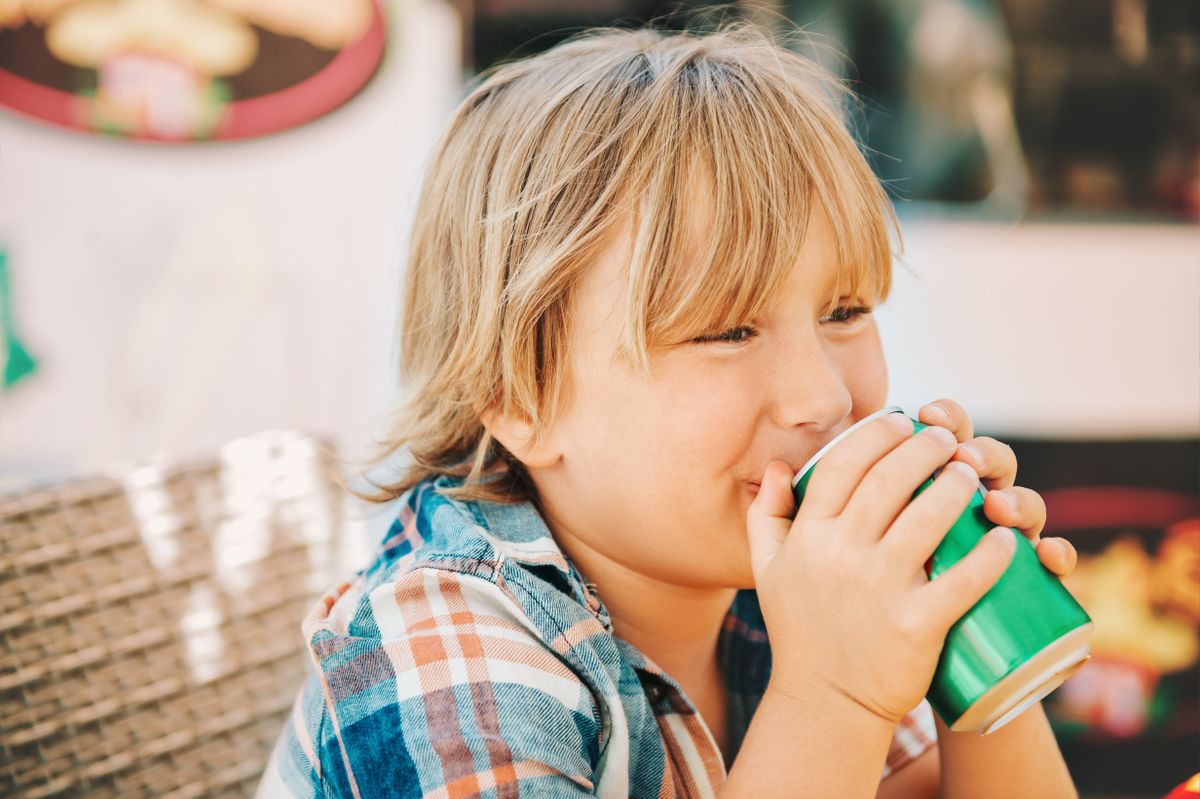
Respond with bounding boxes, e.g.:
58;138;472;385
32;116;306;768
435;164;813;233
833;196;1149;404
822;305;874;325
691;325;759;344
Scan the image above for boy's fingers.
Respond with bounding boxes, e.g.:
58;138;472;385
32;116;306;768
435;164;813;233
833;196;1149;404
842;424;961;541
951;436;1018;490
1036;537;1078;577
882;460;979;567
799;412;913;520
982;486;1047;540
916;526;1016;633
746;461;797;579
918;399;974;442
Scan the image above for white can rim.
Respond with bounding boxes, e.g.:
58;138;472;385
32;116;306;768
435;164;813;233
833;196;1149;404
790;405;907;489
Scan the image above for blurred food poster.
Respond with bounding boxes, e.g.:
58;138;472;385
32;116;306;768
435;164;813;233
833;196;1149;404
0;0;387;141
1012;437;1200;798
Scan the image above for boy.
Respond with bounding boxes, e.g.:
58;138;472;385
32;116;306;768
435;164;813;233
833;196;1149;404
258;22;1080;798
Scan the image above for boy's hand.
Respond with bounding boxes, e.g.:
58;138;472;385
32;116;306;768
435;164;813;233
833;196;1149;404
917;399;1077;578
747;412;1018;728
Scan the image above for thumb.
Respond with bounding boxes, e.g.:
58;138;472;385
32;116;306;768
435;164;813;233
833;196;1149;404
917;526;1018;633
746;460;797;581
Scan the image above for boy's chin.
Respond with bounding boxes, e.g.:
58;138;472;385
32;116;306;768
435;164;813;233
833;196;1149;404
706;550;757;591
658;545;755;591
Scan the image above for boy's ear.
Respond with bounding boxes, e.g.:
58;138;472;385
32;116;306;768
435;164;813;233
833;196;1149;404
480;404;562;470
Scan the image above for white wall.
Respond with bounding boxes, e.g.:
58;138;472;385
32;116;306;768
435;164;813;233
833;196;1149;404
0;0;462;489
878;214;1199;439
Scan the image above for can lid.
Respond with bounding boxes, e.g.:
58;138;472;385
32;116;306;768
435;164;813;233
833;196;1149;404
790;406;906;490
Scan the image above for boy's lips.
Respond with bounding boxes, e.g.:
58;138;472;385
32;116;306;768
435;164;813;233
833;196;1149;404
740;433;849;494
748;434;845;485
743;456;821;486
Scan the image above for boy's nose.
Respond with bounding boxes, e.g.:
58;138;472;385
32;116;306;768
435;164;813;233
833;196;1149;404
768;337;853;433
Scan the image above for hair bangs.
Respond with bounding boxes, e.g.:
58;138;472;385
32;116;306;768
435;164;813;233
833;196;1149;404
617;46;896;369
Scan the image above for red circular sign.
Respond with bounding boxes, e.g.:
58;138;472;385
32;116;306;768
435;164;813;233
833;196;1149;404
0;0;387;142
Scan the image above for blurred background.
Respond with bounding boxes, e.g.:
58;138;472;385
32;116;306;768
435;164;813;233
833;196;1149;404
0;0;1197;797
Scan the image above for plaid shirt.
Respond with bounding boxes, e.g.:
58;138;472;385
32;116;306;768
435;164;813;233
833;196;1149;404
258;474;937;798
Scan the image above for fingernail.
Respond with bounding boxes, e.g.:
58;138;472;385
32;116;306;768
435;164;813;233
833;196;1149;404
926;403;950;423
884;412;913;433
959;443;984;467
946;461;978;484
988;527;1016;548
994;490;1017;512
926;425;957;447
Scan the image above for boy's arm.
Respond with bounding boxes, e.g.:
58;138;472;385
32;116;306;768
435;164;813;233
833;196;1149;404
720;683;897;799
874;701;1080;799
875;747;939;799
936;702;1079;799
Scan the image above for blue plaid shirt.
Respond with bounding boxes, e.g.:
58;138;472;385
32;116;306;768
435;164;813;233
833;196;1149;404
258;474;936;798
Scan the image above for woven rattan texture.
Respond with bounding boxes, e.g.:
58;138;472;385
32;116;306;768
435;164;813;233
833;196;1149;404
1;432;353;798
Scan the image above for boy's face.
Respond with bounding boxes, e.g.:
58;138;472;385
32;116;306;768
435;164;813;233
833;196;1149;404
524;203;889;590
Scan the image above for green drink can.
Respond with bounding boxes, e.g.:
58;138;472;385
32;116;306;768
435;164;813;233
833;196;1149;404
791;406;1094;734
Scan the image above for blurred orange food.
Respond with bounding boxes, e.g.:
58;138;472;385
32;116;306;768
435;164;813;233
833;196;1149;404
1164;773;1200;799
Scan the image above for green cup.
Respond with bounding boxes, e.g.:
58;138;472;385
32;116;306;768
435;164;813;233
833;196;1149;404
791;406;1093;734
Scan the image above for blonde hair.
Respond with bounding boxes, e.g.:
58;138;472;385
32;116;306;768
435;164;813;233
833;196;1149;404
345;19;898;505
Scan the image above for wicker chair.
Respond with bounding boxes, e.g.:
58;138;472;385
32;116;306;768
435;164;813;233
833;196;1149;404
1;430;366;798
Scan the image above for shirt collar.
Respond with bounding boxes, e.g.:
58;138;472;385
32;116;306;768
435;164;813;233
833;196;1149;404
429;474;613;630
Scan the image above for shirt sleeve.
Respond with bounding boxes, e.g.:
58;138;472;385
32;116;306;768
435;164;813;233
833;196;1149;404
262;568;602;799
880;699;938;780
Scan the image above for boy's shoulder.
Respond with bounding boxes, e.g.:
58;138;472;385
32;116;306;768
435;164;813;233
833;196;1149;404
264;476;613;799
307;474;618;681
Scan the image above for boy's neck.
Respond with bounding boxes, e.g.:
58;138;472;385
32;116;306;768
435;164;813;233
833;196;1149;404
549;522;737;688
